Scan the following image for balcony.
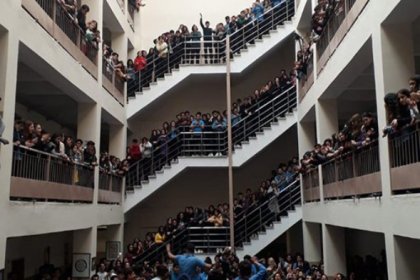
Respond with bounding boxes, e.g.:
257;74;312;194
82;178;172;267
11;146;94;202
98;171;123;204
102;60;125;105
22;0;98;79
316;0;369;75
321;142;381;199
389;126;420;193
302;167;320;202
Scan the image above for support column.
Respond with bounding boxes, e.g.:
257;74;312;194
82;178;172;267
78;103;101;204
315;99;338;143
297;121;316;158
371;23;415;199
322;224;346;276
0;33;19;204
108;124;126;159
303;222;322;264
0;236;6;271
384;233;397;280
96;224;124;261
73;227;97;278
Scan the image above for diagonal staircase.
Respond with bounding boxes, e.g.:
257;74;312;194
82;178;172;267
125;87;297;212
130;180;302;264
127;1;296;119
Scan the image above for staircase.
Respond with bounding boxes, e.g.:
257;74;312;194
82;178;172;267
130;180;302;264
235;205;302;259
125;87;298;212
127;1;296;119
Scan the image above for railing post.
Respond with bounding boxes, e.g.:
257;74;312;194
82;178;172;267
45;155;51;182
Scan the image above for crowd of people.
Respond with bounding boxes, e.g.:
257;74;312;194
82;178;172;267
310;0;345;43
126;70;297;183
383;75;420;137
87;245;357;280
12;118;127;183
125;156;299;265
127;0;293;96
299;111;378;172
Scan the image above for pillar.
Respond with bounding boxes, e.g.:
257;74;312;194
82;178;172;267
384;233;397;280
371;23;415;198
77;103;101;204
303;222;322;264
108;124;126;159
322;224;346;276
73;227;97;278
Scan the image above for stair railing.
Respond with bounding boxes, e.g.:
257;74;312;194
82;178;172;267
126;86;297;189
127;0;295;96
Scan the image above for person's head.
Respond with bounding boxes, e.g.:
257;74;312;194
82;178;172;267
14;120;23;131
397;88;411;106
64;136;73;147
98;263;106;272
91;275;99;280
192;24;198;32
185;242;195;254
24;120;35;134
196;112;202;120
34;123;42;135
88;20;97;31
127;59;134;68
239;260;252;278
362;112;374;127
205;21;210;28
225;16;230;23
76;139;83;147
408;75;420;92
274;273;282;280
80;4;90;14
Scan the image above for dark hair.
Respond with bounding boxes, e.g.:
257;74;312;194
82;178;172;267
239;260;252;278
185;242;195;253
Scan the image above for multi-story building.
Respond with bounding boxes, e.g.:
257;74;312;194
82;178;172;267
0;0;419;279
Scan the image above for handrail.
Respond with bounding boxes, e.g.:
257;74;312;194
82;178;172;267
127;0;295;94
13;144;92;169
234;179;299;224
126;85;297;188
132;180;300;262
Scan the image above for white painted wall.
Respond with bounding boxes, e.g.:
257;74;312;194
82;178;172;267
138;0;254;49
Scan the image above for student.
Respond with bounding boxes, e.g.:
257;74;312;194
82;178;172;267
166;243;212;280
235;256;266;280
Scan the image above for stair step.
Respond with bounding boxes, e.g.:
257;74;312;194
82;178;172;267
255;38;263;43
141;87;151;91
262;34;270;39
134;185;142;189
242;242;251;246
234;53;241;58
164;73;172;77
270;121;279;126
249;136;257;140
156;170;164;175
164;165;172;169
157;77;165;82
172;68;180;72
150;82;157;86
241;141;250;145
141;180;149;185
255;131;264;136
148;175;157;179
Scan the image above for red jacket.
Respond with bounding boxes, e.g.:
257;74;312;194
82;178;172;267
134;56;147;72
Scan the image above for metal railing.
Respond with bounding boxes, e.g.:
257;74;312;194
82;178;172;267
302;167;319;189
12;145;95;188
389;125;420;168
99;171;123;192
321;141;379;185
102;59;125;105
234;179;300;246
128;2;136;28
315;0;369;73
127;0;295;96
132;180;300;264
126;86;297;188
187;227;230;253
24;0;98;74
